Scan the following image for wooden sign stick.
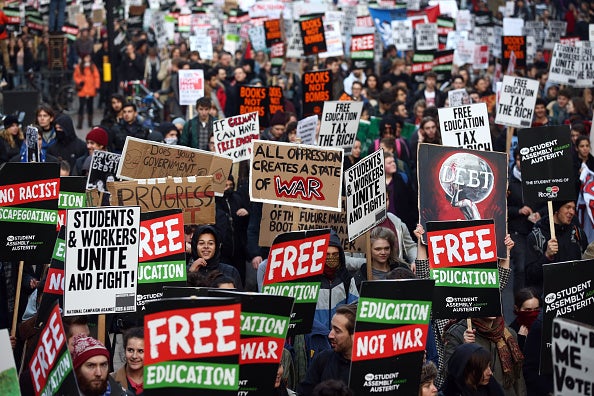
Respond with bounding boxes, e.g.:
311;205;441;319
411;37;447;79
365;232;373;281
11;261;25;337
547;201;556;239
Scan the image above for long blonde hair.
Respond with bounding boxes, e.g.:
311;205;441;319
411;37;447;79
0;125;24;148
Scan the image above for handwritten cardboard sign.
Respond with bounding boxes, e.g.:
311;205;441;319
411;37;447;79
213;112;260;163
116;137;232;196
250;140;343;212
107;176;215;225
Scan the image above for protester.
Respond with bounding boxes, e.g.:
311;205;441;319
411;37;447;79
0;115;23;163
179;96;214;150
419;361;439;396
74;126;109;176
508;287;541;350
72;335;127;396
108;102;149;154
48;114;87;169
112;327;144;395
73;53;101;128
35;104;57;152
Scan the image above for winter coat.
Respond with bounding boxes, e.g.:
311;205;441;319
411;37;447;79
297;349;350;396
73;62;100;97
47;115;87;169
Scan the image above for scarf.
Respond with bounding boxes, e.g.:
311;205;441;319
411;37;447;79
472;317;524;389
515;309;540;329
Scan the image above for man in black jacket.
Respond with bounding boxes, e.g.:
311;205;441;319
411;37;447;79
525;200;587;293
108;103;148;153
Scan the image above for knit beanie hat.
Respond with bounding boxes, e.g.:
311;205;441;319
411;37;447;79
71;334;110;369
269;110;286;127
86;127;109;148
3;114;19;129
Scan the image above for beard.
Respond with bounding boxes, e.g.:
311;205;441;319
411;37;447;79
76;370;108;396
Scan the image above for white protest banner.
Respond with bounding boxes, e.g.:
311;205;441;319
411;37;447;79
545;21;568;50
446;30;469;50
286;22;304;58
455;10;471;32
318;101;363;154
552;318;594;396
526;35;536;64
86;150;121;192
178;69;204;106
454;38;475;66
248;0;284;19
416;23;438;51
504;1;514;17
64;206;140;315
189;35;213;60
473;44;489;69
213;112;259;162
590;24;594;42
345;149;386;241
297;115;318;146
319;20;343;58
438;103;492;150
448;89;471;107
248;25;267;52
391;19;414;51
503;17;524;36
495;75;539;128
548;43;581;86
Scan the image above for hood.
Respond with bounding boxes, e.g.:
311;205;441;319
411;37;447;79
328;229;346;270
191;225;221;267
54;115;77;142
447;343;483;382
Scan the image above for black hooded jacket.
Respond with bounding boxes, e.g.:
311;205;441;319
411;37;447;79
189;225;243;290
441;343;505;396
47;115;87;169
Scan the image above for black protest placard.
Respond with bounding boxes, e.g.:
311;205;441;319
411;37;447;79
0;162;60;262
418;144;508;257
426;219;501;318
351;34;375;70
411;51;434;83
264;19;282;48
64;207;140;315
57;176;86;231
302;70;332;117
86;150;121;192
540;259;594;375
29;301;78;396
239;85;268;121
35;227;66;328
268;86;284;117
206;290;294;396
262;229;330;335
502;36;526;72
144;297;241;395
433;49;454;83
137;210;186;311
349;280;434;395
300;16;326;56
25;125;40;163
517;125;575;203
552;318;594;395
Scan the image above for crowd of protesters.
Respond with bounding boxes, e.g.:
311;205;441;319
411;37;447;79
2;0;594;395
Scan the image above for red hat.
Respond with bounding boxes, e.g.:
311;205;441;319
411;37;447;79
86;127;108;148
71;334;110;369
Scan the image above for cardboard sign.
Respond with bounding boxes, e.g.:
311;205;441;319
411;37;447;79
541;260;594;375
137;210;186;311
349;280;434;394
178;69;205;106
64;207;140;315
57;176;86;231
552;318;594;396
296;115;318;146
250;141;343;212
416;23;438;51
0;162;60;262
144;297;241;394
345;150;386;242
107;176;215;225
117;137;232;196
300;16;326;55
427;219;501;318
262;229;330;335
318;101;363;154
28;302;78;396
264;18;282;48
206;290;294;395
238;85;267;118
517;125;575;203
213;112;260;163
418;144;508;256
36;227;66;328
0;329;20;394
502;36;526;71
438;103;492;150
302;70;332;117
495;76;539;128
350;34;375;69
448;89;471;107
86;150;121;192
259;201;364;253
